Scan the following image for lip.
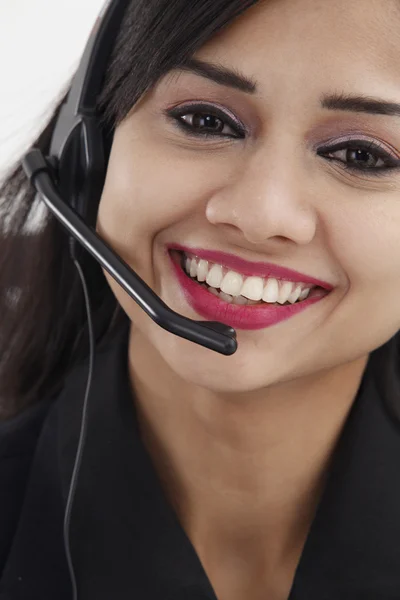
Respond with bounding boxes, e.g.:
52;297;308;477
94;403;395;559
168;249;331;331
167;244;334;290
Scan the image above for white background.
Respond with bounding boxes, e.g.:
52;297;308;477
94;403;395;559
0;0;105;185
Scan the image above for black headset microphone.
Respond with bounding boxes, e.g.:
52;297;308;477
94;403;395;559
20;0;238;597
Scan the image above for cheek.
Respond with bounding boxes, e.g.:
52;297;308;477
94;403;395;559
336;203;400;280
94;127;235;324
96;122;239;248
327;197;400;331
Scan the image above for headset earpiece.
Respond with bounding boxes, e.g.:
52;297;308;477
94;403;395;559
22;0;237;356
48;110;107;259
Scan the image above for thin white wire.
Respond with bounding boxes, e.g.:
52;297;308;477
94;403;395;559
63;258;95;600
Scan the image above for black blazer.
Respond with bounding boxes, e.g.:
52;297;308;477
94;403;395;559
1;321;400;600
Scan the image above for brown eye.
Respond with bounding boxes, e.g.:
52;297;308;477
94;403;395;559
334;147;384;169
179;112;237;137
317;139;400;178
166;103;246;139
182;113;225;133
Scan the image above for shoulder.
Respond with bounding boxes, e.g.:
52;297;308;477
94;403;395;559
0;397;56;575
0;318;130;579
0;398;54;458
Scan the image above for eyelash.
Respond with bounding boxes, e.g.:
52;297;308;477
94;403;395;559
165;103;400;179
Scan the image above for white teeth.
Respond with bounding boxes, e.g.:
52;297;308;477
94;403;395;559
277;281;294;305
206;264;224;288
190;258;198;278
262;278;279;303
201;282;249;305
219;291;234;303
208;287;220;297
197;259;209;282
220;271;244;296
183;253;315;305
299;288;311;301
240;276;264;301
288;285;303;304
232;295;249;305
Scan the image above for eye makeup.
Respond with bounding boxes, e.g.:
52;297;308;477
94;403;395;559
164;101;247;139
162;99;400;178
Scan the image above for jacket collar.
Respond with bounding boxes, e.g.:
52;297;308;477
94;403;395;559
289;332;400;599
57;322;400;599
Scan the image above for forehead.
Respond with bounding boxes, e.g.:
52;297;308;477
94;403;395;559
194;0;400;95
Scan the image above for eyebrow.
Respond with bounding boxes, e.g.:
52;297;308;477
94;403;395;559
177;59;400;118
177;58;257;94
320;92;400;118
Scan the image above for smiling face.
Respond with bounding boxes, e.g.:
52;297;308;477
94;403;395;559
96;0;400;395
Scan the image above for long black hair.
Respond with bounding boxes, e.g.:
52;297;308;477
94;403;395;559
0;0;260;420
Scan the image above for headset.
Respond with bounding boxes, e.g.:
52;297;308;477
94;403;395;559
20;0;238;597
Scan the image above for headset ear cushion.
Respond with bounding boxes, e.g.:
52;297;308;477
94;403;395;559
80;117;107;228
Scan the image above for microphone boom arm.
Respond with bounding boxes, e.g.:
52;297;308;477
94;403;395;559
22;149;238;356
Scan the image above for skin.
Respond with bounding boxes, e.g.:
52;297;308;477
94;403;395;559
96;1;400;598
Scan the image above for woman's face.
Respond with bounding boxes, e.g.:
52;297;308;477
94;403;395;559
96;0;400;394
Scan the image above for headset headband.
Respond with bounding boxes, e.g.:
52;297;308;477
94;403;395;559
49;0;128;161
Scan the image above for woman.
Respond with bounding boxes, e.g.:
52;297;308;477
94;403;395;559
1;0;400;598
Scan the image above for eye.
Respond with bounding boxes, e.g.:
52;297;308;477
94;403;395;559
165;102;246;139
317;138;400;178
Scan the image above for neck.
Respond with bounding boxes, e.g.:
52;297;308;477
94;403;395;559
128;326;368;590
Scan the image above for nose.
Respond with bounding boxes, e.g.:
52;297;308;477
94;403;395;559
205;147;318;246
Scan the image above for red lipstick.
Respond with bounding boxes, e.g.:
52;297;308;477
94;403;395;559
168;244;333;290
168;248;331;331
